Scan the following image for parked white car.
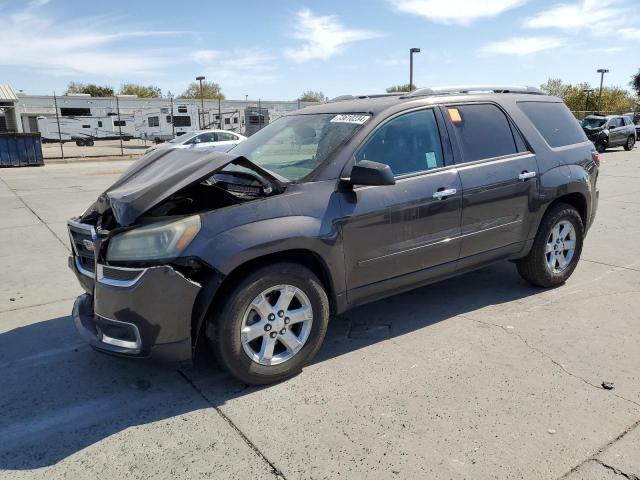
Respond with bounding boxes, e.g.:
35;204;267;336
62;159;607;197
145;130;246;154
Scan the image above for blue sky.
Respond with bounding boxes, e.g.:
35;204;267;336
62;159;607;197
1;0;638;100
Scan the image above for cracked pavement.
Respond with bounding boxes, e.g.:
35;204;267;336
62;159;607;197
1;149;639;479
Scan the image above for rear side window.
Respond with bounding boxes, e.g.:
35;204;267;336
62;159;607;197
518;102;587;147
218;132;238;141
448;104;517;163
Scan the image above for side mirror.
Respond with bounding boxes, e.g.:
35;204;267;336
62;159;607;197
345;160;395;187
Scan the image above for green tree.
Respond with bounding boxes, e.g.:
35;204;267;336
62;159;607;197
119;83;162;98
298;91;325;102
65;82;114;97
539;78;568;98
386;84;415;93
179;81;224;99
630;69;640;97
540;78;637;113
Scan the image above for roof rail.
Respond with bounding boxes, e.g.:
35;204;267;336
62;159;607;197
406;85;543;97
327;92;405;103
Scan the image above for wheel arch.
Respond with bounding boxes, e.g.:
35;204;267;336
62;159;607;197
547;192;588;228
191;248;339;356
214;249;337;314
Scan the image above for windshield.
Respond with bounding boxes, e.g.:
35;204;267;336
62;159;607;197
169;132;197;144
582;117;607;129
229;113;370;181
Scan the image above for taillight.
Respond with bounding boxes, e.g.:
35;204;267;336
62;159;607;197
592;151;601;167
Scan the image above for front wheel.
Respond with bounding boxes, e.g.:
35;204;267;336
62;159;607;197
596;141;606;153
624;135;635;151
516;203;584;288
210;263;329;385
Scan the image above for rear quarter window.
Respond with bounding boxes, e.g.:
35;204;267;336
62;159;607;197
518;102;587;148
448;103;519;163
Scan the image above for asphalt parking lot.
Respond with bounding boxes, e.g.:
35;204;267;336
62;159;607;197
1;148;639;480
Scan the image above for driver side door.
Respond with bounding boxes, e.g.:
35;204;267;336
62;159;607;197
339;108;462;305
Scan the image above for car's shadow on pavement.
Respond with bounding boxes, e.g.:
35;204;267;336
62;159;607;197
0;261;541;470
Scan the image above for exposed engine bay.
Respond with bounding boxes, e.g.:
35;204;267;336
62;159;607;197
145;170;272;218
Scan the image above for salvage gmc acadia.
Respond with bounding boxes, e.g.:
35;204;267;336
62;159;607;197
68;85;599;384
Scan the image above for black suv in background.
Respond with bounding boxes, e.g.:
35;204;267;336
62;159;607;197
68;85;599;384
582;114;636;152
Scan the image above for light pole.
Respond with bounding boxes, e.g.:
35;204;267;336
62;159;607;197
596;69;609;113
168;91;175;139
196;75;205;129
115;95;123;156
409;47;420;91
244;94;248;134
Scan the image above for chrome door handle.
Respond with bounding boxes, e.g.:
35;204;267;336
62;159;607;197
432;188;457;199
518;171;536;181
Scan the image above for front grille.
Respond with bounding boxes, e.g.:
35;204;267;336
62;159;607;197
101;266;143;281
68;221;96;276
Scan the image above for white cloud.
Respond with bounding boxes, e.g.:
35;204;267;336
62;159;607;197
284;9;382;62
190;50;222;63
388;0;528;25
480;36;566;56
0;3;183;77
523;0;628;32
620;28;640;40
197;49;279;87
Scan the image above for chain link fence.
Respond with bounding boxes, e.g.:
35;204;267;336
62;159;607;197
14;92;286;160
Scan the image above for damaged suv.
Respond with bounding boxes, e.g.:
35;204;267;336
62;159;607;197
69;85;599;384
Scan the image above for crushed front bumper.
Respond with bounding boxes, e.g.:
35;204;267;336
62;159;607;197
68;221;201;363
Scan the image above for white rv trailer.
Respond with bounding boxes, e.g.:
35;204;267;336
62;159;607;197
134;104;246;142
134;104;198;143
37;115;135;145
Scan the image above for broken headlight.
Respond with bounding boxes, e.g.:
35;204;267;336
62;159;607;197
107;215;201;262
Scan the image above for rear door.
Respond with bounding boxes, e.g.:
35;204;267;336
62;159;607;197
442;103;539;263
340;107;463;298
215;132;242;150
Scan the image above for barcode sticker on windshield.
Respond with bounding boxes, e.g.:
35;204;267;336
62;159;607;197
330;114;370;124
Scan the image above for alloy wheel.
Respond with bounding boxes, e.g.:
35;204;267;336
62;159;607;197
545;220;576;274
240;285;313;366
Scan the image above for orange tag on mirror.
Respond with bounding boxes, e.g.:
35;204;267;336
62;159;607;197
448;108;462;123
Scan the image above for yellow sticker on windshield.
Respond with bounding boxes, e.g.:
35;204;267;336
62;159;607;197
448;108;462;123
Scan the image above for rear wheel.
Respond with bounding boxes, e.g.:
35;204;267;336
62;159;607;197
624;135;635;151
75;139;85;147
210;263;329;384
516;203;584;288
86;138;94;146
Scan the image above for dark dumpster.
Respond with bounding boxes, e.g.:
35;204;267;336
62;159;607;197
0;133;44;167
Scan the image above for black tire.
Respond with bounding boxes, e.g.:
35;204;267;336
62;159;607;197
596;141;606;153
624;135;635;151
86;139;94;146
516;203;584;288
75;139;85;147
210;262;329;385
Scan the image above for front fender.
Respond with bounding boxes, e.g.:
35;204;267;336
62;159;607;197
197;215;346;296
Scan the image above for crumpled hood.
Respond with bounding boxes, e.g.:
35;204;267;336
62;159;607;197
92;148;279;227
